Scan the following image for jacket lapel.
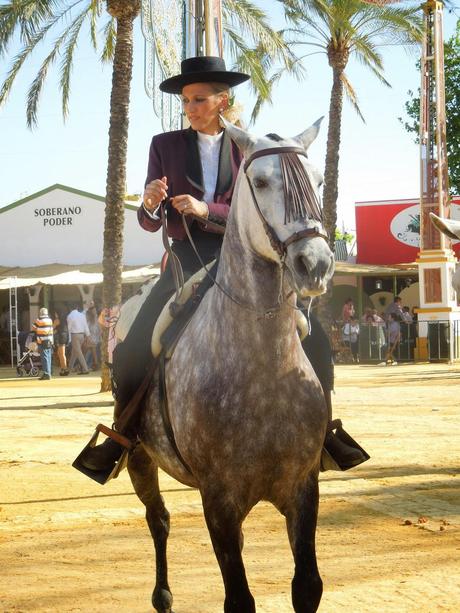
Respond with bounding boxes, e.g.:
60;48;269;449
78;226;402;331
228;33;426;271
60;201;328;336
215;129;233;197
185;128;204;194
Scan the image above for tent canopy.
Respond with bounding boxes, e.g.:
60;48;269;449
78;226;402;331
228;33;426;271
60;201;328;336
0;263;160;290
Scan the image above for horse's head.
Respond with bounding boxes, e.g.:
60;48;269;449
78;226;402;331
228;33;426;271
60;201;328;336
224;119;334;298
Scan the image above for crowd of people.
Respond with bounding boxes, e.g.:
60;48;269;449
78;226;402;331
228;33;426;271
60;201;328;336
340;296;418;365
30;301;102;380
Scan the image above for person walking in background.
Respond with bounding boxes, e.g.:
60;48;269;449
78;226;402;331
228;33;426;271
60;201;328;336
67;304;90;375
342;297;355;323
98;305;120;368
53;308;69;376
382;313;401;366
85;301;101;371
32;307;54;380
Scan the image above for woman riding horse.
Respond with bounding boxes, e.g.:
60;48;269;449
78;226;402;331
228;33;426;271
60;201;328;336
80;56;366;472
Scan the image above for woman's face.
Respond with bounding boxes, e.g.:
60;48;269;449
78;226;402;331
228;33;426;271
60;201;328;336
181;83;227;135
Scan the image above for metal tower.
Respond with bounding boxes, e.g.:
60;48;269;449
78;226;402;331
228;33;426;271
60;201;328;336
416;0;460;362
419;0;450;253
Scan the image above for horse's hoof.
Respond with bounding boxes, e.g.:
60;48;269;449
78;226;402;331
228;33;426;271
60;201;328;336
152;587;173;613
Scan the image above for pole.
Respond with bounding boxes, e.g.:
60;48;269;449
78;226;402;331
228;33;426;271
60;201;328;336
202;0;223;57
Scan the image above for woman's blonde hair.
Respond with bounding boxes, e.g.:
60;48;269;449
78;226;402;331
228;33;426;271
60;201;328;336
208;82;244;126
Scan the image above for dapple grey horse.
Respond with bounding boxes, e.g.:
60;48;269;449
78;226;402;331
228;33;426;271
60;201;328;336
127;120;335;613
431;213;460;292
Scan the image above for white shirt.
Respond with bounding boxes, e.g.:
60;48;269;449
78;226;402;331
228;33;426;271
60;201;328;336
67;309;90;336
197;130;223;203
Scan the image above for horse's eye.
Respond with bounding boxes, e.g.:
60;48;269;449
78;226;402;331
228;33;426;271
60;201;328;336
253;177;268;189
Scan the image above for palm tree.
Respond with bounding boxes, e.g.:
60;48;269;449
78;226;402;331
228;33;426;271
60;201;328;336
282;0;422;253
0;0;299;390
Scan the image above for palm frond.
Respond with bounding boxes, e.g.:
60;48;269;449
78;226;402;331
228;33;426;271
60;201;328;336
59;6;91;121
351;32;385;71
223;0;276;50
225;30;272;102
89;0;102;50
100;16;116;63
249;70;285;125
26;26;70;128
0;2;80;110
340;71;365;122
0;0;61;55
223;0;306;82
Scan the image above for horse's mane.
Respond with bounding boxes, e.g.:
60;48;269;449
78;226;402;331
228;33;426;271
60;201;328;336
265;133;323;225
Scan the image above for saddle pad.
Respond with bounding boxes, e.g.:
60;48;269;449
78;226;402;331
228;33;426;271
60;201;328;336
151;261;216;358
115;278;157;343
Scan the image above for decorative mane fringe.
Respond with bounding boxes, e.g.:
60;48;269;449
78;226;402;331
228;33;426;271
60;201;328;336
279;152;323;225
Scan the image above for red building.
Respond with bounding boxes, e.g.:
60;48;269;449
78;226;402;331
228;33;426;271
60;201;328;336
355;197;460;264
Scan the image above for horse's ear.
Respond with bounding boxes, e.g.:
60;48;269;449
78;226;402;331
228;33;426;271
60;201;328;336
430;212;460;240
221;117;257;155
293;116;324;151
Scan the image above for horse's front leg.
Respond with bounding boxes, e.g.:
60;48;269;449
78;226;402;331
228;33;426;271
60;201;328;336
201;488;255;613
128;445;173;613
284;472;323;613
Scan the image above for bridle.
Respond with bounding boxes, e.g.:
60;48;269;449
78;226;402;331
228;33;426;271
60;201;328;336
243;146;329;257
174;144;329;318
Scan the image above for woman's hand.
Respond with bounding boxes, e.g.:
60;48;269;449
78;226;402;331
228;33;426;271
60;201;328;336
171;194;209;218
143;176;168;211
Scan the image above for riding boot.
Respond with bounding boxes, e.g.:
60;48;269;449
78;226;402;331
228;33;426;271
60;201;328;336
321;389;369;471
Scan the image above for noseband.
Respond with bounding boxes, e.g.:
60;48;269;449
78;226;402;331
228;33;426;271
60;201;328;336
243;146;329;257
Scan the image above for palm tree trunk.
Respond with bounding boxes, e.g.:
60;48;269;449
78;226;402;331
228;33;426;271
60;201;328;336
317;61;345;337
323;64;344;255
100;4;138;392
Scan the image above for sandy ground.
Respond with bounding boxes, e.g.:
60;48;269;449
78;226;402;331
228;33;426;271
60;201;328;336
0;362;459;613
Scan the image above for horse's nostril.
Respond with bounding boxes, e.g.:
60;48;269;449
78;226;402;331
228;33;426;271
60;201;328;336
293;253;332;286
294;255;310;278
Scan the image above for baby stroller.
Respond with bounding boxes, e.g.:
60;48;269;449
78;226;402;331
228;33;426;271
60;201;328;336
16;333;41;377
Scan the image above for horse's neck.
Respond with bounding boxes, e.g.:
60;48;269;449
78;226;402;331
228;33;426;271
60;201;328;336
217;214;280;308
213;204;298;348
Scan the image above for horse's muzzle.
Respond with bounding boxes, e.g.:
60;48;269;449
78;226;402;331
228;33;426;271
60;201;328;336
285;237;335;297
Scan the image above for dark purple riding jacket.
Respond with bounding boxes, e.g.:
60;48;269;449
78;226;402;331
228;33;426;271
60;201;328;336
137;127;243;240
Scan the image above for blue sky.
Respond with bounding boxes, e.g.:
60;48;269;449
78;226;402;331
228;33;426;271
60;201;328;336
0;2;458;231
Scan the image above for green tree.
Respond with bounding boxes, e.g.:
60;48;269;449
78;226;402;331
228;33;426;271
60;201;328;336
401;19;460;195
0;0;299;390
282;0;422;253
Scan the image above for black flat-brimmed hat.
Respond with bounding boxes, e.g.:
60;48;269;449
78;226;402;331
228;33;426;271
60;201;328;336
159;56;250;94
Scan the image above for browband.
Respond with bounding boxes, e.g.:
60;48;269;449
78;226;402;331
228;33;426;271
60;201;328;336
243;146;307;173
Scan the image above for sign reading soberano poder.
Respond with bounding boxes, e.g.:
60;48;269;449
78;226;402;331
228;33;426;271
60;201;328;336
355;197;460;265
34;205;82;227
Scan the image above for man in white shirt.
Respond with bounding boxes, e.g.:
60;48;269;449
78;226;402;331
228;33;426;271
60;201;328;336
67;305;90;375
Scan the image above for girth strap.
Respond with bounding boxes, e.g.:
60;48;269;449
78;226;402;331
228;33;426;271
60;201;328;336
158;353;193;474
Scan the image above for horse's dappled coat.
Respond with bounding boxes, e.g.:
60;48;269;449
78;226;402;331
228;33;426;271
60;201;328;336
126;120;334;613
